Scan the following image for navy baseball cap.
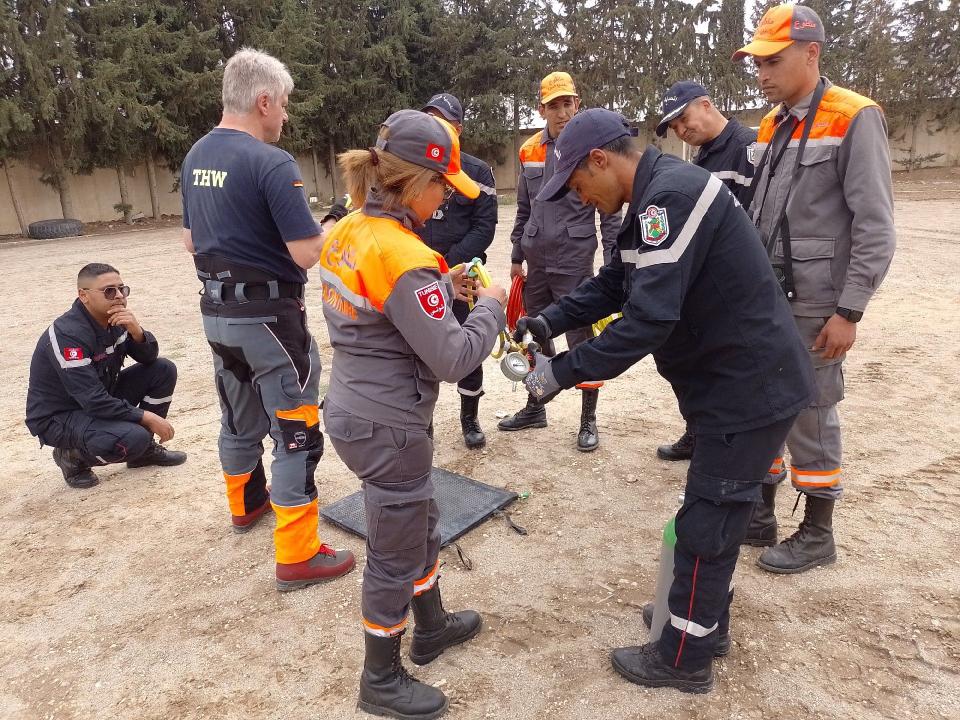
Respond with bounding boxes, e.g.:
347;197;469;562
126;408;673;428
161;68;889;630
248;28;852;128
655;81;709;137
536;108;633;203
422;93;464;124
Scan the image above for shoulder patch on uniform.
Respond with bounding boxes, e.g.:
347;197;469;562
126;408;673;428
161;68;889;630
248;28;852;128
63;347;84;361
415;280;447;320
746;142;758;165
640;205;670;246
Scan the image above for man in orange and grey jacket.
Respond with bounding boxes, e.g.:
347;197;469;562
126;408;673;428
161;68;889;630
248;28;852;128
733;4;896;573
499;71;621;452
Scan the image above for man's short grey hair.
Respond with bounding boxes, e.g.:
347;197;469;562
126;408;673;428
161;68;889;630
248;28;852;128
222;48;294;114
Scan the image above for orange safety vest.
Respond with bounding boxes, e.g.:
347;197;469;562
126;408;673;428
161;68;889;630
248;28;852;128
756;84;878;149
319;211;449;317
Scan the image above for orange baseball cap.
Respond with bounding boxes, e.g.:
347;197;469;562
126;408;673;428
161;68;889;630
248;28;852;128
732;4;825;61
540;71;578;105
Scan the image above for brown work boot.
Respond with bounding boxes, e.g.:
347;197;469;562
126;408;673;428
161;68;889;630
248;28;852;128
756;495;837;574
231;493;272;534
276;543;355;592
53;447;99;489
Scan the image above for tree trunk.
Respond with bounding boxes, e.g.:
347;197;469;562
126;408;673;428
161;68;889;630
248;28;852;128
327;139;338;199
512;94;521;184
116;166;133;223
50;142;75;219
145;153;160;219
2;159;29;235
311;147;321;201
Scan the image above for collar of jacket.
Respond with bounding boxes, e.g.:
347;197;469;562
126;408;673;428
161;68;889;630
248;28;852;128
538;127;556;146
697;117;741;161
625;146;661;221
363;187;422;230
72;296;111;333
777;75;833;123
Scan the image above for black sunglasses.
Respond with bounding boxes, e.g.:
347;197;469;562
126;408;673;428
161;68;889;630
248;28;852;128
82;285;131;300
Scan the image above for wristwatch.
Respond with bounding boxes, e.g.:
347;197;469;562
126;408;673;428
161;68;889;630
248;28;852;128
835;307;863;323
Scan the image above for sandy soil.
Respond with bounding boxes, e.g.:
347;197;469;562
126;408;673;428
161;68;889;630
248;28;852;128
1;172;958;720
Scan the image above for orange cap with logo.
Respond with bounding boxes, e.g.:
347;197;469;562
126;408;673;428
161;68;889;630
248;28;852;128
540;71;578;105
732;4;825;61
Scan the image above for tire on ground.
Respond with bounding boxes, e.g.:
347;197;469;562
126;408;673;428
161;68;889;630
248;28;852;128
27;218;84;240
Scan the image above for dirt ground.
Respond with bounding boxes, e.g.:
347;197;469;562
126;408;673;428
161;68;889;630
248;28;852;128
1;169;958;720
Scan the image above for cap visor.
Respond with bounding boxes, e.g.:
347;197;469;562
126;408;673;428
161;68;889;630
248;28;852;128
536;164;576;203
732;38;794;61
655;103;689;138
422;104;458;124
446;170;479;200
541;90;579;105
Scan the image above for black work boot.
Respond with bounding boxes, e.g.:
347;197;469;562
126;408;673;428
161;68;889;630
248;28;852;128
357;631;448;720
743;482;778;547
496;393;547;431
656;429;694;461
641;603;730;657
410;583;482;665
611;641;714;694
576;388;600;452
459;394;486;449
53;448;99;489
127;440;187;468
757;495;837;574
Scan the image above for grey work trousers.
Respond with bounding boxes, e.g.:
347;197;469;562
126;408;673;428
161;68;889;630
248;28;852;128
765;315;844;500
324;400;440;635
202;298;324;563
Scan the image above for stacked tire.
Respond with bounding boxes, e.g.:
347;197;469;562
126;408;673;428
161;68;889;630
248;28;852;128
27;219;84;240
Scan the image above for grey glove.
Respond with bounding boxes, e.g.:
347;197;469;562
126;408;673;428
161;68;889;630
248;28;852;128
523;351;561;404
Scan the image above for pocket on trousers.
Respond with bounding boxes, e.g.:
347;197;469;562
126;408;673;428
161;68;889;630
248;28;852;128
367;502;429;552
324;409;374;443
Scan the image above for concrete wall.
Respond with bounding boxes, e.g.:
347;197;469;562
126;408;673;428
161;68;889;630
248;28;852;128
2;108;958;236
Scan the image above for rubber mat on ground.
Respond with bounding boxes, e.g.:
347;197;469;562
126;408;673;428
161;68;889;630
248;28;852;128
320;467;518;547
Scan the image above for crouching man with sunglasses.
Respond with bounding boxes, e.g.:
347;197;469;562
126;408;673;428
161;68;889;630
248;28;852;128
25;262;187;488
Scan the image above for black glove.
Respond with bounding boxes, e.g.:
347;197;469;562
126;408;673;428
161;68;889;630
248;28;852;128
513;314;552;345
321;203;349;224
320;194;352;224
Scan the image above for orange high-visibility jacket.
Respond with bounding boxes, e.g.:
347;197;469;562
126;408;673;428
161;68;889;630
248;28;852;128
318;199;504;431
750;78;896;317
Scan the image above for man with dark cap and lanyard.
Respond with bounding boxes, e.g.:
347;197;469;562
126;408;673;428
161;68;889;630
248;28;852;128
652;80;758;463
415;93;498;449
514;107;815;692
732;4;895;571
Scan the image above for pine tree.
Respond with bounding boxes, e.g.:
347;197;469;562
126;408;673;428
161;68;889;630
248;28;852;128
700;0;752;112
2;0;91;218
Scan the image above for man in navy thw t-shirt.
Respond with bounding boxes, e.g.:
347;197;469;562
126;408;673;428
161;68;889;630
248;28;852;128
180;48;355;592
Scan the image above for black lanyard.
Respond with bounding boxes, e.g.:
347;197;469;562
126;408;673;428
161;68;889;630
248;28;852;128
745;80;825;300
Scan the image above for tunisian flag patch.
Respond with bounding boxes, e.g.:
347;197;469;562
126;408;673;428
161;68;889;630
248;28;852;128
63;347;84;361
415;281;447;320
